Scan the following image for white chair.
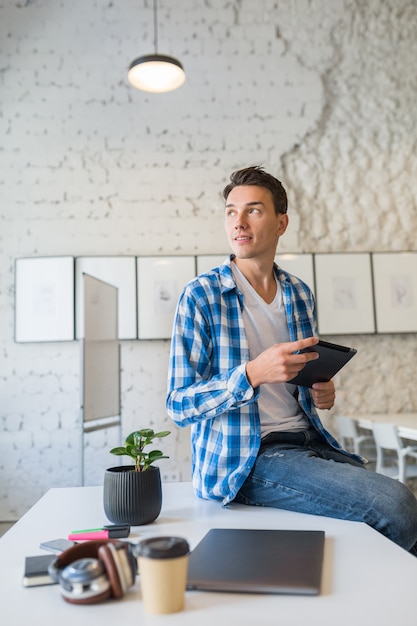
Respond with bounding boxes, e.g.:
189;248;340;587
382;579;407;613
371;422;417;483
335;415;374;457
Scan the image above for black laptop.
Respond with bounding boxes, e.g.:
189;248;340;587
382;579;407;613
186;528;325;595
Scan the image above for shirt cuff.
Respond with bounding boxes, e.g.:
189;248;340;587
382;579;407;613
227;363;256;404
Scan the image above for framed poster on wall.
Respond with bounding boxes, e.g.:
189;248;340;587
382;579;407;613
137;256;196;339
314;253;375;335
75;256;137;340
275;253;315;294
15;256;74;342
196;254;228;275
372;252;417;333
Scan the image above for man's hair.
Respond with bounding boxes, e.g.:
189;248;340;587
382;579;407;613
222;165;288;215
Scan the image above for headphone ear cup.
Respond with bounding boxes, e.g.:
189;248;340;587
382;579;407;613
58;557;112;605
98;544;123;598
98;543;136;599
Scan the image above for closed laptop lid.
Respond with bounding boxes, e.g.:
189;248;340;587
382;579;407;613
186;528;325;595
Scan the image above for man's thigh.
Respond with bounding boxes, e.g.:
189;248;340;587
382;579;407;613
235;442;370;520
235;441;417;550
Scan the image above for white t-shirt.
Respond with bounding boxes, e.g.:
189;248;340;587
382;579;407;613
232;264;309;436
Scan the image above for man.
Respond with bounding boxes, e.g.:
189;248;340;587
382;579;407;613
166;165;417;553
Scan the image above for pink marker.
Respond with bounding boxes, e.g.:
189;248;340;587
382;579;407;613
67;525;130;540
68;530;111;540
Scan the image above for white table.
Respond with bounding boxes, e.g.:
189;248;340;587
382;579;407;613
354;412;417;441
1;482;416;626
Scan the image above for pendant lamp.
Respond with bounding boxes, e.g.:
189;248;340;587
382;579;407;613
128;0;186;93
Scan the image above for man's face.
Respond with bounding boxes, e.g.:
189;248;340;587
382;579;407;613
224;185;288;262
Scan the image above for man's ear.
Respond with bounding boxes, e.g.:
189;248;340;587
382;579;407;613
277;213;289;235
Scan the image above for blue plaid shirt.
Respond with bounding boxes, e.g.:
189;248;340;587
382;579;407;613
166;255;351;505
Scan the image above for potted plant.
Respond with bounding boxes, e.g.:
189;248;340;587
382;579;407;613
103;428;171;526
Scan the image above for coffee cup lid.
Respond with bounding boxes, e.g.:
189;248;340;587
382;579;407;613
136;536;189;559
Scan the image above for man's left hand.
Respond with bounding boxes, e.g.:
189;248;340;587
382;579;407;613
311;380;335;410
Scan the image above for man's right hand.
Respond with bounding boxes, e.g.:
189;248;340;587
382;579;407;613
245;336;319;388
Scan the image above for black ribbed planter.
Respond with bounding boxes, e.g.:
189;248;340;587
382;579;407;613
103;465;162;526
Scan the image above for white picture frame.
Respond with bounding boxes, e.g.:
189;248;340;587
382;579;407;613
137;256;196;339
75;256;137;340
196;254;228;275
15;256;74;342
372;252;417;333
275;253;315;294
314;253;375;335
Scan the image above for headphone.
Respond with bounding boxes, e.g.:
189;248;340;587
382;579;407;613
48;540;137;605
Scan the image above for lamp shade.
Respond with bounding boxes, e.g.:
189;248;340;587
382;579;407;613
127;54;186;93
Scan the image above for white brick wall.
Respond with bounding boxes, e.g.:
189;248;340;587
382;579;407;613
1;0;416;519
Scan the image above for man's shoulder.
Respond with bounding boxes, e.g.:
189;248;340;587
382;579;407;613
185;259;235;293
275;265;314;294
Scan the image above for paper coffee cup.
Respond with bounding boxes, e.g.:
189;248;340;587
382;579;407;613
137;536;189;614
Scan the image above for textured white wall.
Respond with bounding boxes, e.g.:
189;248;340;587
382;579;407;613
1;0;417;519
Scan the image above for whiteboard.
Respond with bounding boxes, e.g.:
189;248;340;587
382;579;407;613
82;274;120;421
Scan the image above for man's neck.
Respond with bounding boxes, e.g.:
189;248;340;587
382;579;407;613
233;257;277;304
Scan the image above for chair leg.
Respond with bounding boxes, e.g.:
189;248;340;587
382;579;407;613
398;453;406;484
375;448;382;475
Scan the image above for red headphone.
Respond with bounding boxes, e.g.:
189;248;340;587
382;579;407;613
48;540;137;605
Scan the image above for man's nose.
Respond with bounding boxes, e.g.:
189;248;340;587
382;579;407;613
234;214;246;229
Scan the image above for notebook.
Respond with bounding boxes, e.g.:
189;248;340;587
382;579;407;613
186;528;325;595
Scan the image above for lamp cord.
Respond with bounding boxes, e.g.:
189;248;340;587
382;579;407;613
153;0;158;54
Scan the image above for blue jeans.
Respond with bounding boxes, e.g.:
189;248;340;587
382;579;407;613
234;428;417;554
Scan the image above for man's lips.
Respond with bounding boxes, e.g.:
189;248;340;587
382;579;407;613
234;235;252;242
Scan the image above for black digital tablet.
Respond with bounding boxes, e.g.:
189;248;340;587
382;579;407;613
289;340;357;388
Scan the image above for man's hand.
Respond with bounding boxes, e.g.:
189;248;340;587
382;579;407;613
311;380;336;410
246;336;320;388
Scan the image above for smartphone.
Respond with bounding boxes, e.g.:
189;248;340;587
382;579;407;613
39;538;76;554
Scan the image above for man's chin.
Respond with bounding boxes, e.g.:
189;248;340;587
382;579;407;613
230;247;254;260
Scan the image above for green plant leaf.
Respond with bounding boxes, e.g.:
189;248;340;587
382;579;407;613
125;432;137;446
148;450;169;462
153;430;171;439
137;428;154;438
109;447;128;456
126;444;141;457
110;428;171;471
